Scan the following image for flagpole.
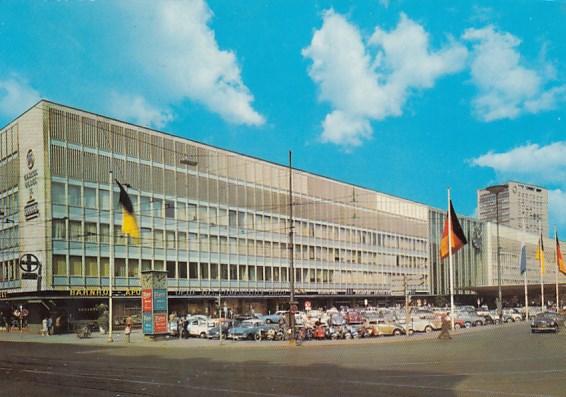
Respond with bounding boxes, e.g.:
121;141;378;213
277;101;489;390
447;188;455;330
522;220;529;321
108;170;114;342
555;226;559;311
539;222;544;312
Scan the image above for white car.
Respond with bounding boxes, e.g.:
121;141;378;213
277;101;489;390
186;318;213;338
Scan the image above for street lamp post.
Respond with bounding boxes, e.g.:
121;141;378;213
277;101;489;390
485;185;506;323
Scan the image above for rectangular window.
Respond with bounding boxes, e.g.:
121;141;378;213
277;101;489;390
257;266;264;281
189;233;198;251
178;262;187;279
188;204;197;221
128;259;139;278
273;267;280;282
101;258;109;277
141;260;151;272
154;260;164;271
115;258;126;277
165;201;175;219
189;262;198;279
86;257;98;276
210;263;219;280
220;264;228;280
99;190;110;210
68;185;81;207
239;265;247;281
53;255;67;275
70;256;83;276
84;187;97;209
167;261;176;278
166;231;176;249
69;221;82;241
230;264;237;280
178;231;187;250
52;183;66;205
200;263;209;279
52;219;67;240
248;266;256;281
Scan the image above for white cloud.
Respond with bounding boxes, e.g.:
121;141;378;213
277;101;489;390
472;142;566;233
108;92;173;129
0;76;40;119
302;11;467;147
471;142;566;184
126;0;264;127
462;26;566;121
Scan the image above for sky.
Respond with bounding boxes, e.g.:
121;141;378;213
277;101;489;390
0;0;565;237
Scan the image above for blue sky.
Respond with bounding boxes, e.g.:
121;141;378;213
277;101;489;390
1;0;565;236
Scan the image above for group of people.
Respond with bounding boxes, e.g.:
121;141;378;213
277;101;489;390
40;315;62;336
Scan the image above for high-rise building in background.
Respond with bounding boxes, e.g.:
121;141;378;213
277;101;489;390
477;181;548;235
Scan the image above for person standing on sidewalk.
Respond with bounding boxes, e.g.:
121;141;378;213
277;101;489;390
41;317;49;336
438;314;452;339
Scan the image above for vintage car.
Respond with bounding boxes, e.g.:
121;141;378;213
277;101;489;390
367;318;405;336
227;319;275;341
207;319;240;339
530;312;566;333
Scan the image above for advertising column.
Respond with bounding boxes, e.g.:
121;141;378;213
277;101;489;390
141;270;168;338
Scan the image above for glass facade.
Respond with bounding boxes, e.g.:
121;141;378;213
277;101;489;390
44;102;430;297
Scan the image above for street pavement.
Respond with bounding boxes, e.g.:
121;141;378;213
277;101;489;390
3;322;566;396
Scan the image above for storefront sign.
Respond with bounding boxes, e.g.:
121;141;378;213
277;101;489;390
154;313;167;334
142;313;153;334
153;289;167;312
142;289;153;312
69;288;141;296
0;291;7;298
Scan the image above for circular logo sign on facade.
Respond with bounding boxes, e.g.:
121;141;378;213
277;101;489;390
26;149;34;169
19;253;40;273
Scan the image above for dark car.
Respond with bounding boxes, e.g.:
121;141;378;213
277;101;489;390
530;312;566;333
207;319;240;339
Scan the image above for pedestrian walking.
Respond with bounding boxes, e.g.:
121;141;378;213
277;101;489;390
438;315;452;339
47;316;53;335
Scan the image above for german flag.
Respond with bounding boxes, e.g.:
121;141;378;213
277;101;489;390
536;233;545;274
557;232;566;276
116;179;140;239
440;200;467;260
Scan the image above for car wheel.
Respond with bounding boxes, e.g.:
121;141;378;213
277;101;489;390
393;329;401;336
454;323;461;330
475;321;483;326
254;332;262;341
495;319;500;325
424;326;433;333
199;332;207;339
265;319;272;324
465;322;472;328
506;318;513;323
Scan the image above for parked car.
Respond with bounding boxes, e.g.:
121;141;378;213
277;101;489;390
368;319;405;336
454;311;485;328
503;309;524;322
343;310;364;325
227;319;275;341
401;314;441;333
186;318;213;338
207;320;240;339
530;312;566;333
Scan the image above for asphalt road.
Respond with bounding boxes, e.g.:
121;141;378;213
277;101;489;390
1;323;566;397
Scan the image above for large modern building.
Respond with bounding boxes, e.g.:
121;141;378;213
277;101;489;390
1;101;433;330
2;100;564;332
478;182;548;235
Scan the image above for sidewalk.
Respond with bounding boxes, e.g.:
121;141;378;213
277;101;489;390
0;322;517;349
